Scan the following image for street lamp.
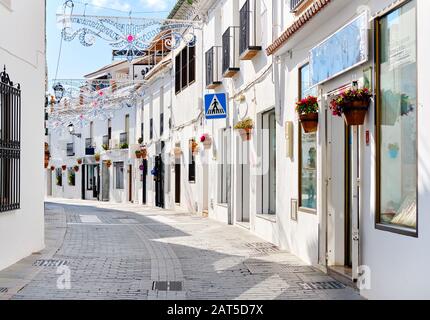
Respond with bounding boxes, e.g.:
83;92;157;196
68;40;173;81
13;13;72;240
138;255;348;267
52;83;65;103
68;124;82;138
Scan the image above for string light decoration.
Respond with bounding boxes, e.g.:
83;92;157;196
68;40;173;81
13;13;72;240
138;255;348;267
57;0;203;62
47;79;146;133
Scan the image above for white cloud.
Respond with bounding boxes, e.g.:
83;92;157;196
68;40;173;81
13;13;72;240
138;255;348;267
140;0;168;11
91;0;132;12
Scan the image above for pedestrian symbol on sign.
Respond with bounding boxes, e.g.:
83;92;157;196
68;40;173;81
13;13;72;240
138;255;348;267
205;93;227;120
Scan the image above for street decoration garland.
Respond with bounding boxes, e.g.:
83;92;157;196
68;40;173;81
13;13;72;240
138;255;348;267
58;0;203;62
47;79;146;133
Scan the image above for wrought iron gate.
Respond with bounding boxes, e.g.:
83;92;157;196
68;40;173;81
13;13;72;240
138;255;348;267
0;66;21;213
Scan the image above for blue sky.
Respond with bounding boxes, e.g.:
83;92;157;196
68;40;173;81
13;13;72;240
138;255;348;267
47;0;177;81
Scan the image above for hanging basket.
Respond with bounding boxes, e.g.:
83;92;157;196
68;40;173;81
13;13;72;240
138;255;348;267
77;159;83;165
73;166;79;173
62;165;67;171
238;128;253;141
141;148;148;160
95;154;101;162
299;113;319;133
135;151;142;159
106;160;112;168
173;147;182;159
200;134;212;149
342;100;369;126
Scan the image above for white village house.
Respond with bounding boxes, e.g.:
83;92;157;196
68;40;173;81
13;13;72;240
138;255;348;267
0;0;46;271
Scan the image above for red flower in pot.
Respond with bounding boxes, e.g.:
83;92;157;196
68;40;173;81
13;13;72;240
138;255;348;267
330;87;372;126
296;96;319;133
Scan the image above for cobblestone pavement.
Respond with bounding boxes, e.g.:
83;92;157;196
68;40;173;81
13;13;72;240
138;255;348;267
0;199;363;300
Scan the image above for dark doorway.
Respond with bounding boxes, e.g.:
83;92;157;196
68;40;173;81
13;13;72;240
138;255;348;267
93;165;100;200
154;155;165;208
142;159;148;205
81;165;86;200
102;162;110;202
128;165;133;202
175;161;181;204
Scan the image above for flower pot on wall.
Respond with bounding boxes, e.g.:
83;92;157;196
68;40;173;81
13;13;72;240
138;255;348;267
299;113;318;133
342;100;369;126
238;128;253;141
62;165;67;171
200;134;212;149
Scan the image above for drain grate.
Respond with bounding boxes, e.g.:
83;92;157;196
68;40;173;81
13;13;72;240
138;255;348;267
245;242;281;256
0;288;8;293
33;259;68;267
298;281;345;290
152;281;183;292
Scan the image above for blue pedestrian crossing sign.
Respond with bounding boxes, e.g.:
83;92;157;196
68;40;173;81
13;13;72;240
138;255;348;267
205;93;227;120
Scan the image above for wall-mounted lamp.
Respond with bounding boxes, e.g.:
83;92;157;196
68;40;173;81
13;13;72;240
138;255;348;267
68;124;82;138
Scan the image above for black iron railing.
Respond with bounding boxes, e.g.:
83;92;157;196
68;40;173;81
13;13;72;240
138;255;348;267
290;0;305;12
120;132;128;146
239;0;261;57
205;46;222;88
85;138;95;155
0;66;21;213
222;27;240;75
67;143;75;157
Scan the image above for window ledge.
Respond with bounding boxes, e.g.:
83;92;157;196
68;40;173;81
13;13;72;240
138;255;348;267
256;214;277;223
375;223;418;238
299;207;317;215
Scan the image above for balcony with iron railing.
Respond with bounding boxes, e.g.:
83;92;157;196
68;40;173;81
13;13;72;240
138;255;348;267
206;46;222;89
239;0;262;60
66;143;75;157
290;0;306;12
85;138;95;155
119;132;129;149
222;27;240;78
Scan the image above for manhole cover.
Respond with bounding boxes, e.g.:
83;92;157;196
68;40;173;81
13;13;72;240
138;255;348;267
119;219;139;224
298;281;345;290
244;262;278;274
0;288;8;293
245;242;281;256
152;281;183;292
33;260;68;267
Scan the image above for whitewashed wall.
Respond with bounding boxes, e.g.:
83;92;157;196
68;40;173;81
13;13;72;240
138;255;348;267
0;0;46;271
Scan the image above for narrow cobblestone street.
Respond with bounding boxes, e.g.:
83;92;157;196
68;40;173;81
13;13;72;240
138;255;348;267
0;200;362;300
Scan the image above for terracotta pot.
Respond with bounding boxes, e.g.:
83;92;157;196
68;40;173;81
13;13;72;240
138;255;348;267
62;165;67;171
238;128;252;141
299;112;319;133
135;152;142;159
342;100;369;126
141;149;148;159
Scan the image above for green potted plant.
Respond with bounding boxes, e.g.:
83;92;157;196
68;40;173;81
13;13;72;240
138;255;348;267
135;150;142;159
68;171;75;186
120;143;129;150
138;137;144;145
296;96;319;133
330;87;372;126
102;144;109;151
234;117;254;141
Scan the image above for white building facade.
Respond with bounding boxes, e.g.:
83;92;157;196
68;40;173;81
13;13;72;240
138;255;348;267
0;0;46;271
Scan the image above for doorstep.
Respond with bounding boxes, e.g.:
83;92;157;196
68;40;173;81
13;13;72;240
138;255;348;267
327;266;357;290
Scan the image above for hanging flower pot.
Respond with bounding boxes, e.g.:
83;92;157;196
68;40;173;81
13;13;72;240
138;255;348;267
95;153;101;162
50;166;55;171
330;88;372;126
73;165;79;173
189;139;199;155
62;165;67;171
77;158;83;165
234;118;254;142
141;148;148;160
135;150;142;159
200;134;212;149
296;96;319;133
106;160;112;168
173;146;182;159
